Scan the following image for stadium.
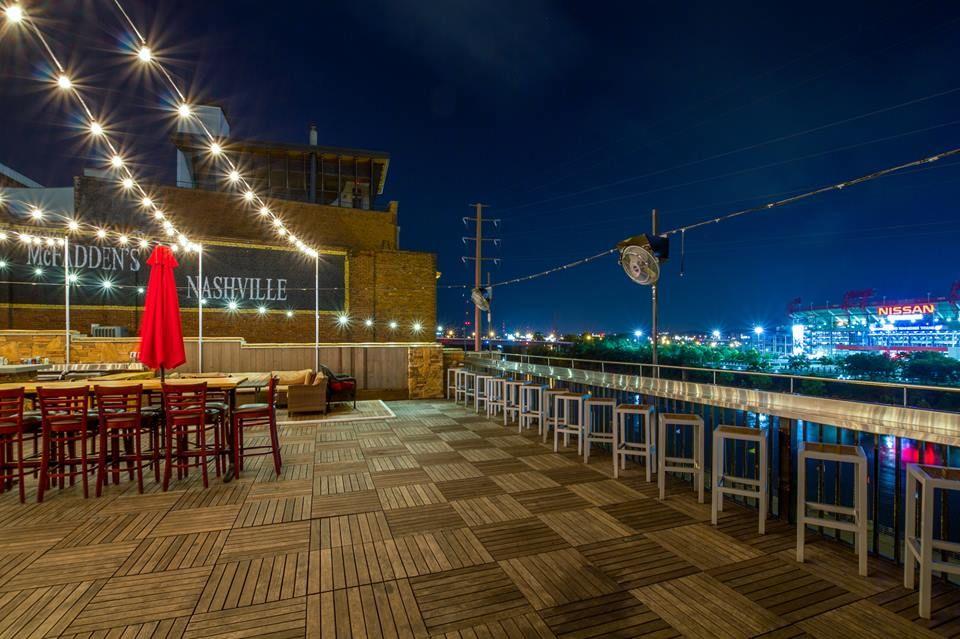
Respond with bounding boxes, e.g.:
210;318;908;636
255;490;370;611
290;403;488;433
787;285;960;358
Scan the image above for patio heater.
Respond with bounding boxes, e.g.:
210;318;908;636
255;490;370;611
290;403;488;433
617;218;669;376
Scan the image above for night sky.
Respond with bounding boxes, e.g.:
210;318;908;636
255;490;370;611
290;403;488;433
3;0;960;335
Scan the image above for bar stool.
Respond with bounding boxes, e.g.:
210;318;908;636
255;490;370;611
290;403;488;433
446;366;462;400
711;425;767;534
583;397;616;463
232;376;281;479
94;385;150;496
486;378;506;419
519;383;546;434
161;382;219;490
503;380;523;426
553;392;590;453
456;369;474;405
657;413;704;503
904;464;960;618
0;388;31;503
474;374;492;414
542;388;568;443
612;403;654;480
796;441;868;576
37;386;93;502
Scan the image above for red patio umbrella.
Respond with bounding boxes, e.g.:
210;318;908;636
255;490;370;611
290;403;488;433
138;245;186;379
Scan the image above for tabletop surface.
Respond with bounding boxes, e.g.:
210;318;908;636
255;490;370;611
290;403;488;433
0;376;248;394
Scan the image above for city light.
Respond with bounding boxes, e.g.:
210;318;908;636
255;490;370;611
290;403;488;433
136;287;144;294
258;306;267;315
100;280;113;290
5;5;23;24
388;320;398;330
67;273;78;283
227;300;238;311
712;329;721;339
337;314;350;327
633;330;643;339
33;267;43;276
285;310;294;318
412;321;423;333
364;318;374;327
436;325;443;332
753;325;764;335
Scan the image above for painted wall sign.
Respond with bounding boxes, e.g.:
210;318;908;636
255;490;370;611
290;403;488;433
0;239;346;312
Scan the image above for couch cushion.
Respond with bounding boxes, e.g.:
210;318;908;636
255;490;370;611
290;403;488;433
330;379;355;393
271;369;312;386
312;373;326;386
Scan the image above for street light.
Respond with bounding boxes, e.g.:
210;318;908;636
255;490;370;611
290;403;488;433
753;326;764;335
712;329;721;339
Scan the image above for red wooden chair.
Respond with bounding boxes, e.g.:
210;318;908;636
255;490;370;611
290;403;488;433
231;376;281;478
37;386;92;501
161;382;220;490
0;388;34;503
94;385;150;495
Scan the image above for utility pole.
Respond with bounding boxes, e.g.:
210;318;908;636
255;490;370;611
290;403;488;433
462;204;499;352
651;208;659;376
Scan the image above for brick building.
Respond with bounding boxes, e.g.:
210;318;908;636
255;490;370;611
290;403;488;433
0;110;437;344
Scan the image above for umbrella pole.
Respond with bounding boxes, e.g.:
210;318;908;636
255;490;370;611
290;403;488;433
160;366;165;383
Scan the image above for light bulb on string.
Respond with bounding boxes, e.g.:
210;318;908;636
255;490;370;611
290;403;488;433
137;46;152;62
56;75;72;90
110;155;123;168
121;177;133;190
177;103;192;118
90;122;104;137
5;5;23;24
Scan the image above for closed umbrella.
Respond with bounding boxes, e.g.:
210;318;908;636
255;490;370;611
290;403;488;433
138;245;186;379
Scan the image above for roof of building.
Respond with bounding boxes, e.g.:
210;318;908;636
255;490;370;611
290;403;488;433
0;162;42;188
172;133;391;194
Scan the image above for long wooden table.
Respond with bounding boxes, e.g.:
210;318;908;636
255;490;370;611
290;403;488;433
0;377;246;396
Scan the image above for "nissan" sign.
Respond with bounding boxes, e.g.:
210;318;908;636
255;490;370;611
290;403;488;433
877;304;935;316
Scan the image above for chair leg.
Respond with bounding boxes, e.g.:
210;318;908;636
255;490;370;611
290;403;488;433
16;434;25;504
198;425;209;489
134;428;144;494
79;433;89;499
162;427;173;492
233;417;242;480
96;431;107;498
270;417;282;476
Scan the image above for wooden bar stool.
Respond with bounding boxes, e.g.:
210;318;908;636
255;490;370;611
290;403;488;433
541;388;567;443
37;386;93;502
161;382;219;490
711;425;767;534
486;378;505;419
612;403;654;480
519;383;546;434
0;388;32;503
657;413;704;503
456;369;474;405
583;397;616;463
503;380;523;426
796;441;868;576
232;376;281;479
446;366;462;400
94;385;149;496
553;392;590;453
904;464;960;618
474;374;492;414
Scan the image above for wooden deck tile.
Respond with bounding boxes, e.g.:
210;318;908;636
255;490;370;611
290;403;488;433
539;590;678;638
512;487;592;514
1;543;138;591
412;452;466;466
187;595;306;638
312;513;392;549
65;566;211;634
471;458;531;475
709;554;860;623
367;455;420;472
451;495;531;526
378;484;447;510
218;520;309;563
385;503;467;537
409;563;533;635
489;472;560;493
500;548;619;610
308;580;427;638
472;518;571;561
315;446;364;464
601;498;697;532
197;552;310;611
312;490;382;518
429;611;554;638
538;508;635;546
423;463;483;482
774;542;900;597
798;600;940;638
871;581;960;636
457;447;513;462
315;472;375;495
646;523;763;570
434;476;505;501
372;469;433;488
580;535;700;589
0;580;105;638
567;479;645;506
173;484;249;510
150;505;242;538
633;573;786;638
117;531;228;576
234;494;312;527
60;616;189;639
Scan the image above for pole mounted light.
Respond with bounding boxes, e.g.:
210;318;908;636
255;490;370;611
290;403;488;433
616;224;669;373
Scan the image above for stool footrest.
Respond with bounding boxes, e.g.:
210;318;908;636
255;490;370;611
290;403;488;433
805;502;856;517
719;474;761;487
717;485;761;499
801;516;860;532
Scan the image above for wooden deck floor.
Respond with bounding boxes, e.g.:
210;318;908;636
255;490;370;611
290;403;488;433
0;399;957;638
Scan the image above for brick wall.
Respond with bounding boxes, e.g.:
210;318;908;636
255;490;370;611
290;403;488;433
0;178;436;344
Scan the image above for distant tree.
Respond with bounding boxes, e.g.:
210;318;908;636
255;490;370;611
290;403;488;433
787;354;810;371
899;352;960;384
840;353;897;379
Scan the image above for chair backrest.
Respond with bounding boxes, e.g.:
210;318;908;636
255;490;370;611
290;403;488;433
266;375;279;406
162;382;207;423
0;388;24;431
38;386;89;428
94;384;143;427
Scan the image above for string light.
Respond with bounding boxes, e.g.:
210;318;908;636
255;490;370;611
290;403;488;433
364;318;374;328
90;122;104;136
388;320;398;330
257;306;267;315
110;155;124;168
285;310;294;318
117;234;128;245
258;206;270;216
121;177;134;190
244;190;255;202
209;142;222;156
412;321;423;333
140;196;153;208
227;170;240;183
177;103;192;118
337;314;350;327
96;228;107;239
56;75;72;90
67;220;79;231
4;4;23;23
136;46;151;62
29;207;43;220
